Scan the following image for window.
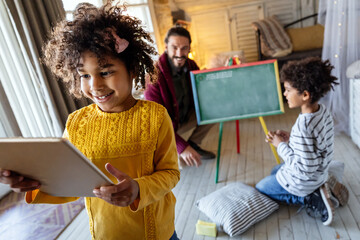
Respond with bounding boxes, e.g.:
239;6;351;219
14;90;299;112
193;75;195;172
62;0;103;20
62;0;159;51
124;0;157;50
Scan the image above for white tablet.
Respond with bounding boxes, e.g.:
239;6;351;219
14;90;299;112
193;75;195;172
0;138;113;197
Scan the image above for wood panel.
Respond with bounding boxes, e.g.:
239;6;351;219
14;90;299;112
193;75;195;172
264;0;299;25
230;3;264;62
190;9;232;68
55;106;360;239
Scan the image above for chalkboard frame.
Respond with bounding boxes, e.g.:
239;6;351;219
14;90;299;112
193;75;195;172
190;59;284;125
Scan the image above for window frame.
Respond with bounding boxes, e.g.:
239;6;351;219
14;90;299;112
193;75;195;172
62;0;161;52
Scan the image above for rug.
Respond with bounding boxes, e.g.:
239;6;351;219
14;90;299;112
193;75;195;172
0;192;85;240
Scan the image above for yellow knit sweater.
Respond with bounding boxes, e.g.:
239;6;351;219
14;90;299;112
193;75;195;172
26;100;180;240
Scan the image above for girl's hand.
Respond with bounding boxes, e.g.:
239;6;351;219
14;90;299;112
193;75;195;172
0;169;41;192
93;163;139;207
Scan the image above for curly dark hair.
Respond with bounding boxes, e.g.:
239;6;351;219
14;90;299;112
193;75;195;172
164;27;191;44
280;57;338;103
42;1;158;98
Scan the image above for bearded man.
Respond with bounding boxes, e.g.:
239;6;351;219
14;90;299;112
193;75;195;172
145;27;215;168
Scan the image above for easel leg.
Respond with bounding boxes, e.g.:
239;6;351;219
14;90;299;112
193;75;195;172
258;117;281;164
215;122;224;183
236;120;240;154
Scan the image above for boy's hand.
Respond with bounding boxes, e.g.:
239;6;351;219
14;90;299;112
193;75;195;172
275;130;290;142
0;169;41;192
265;131;286;147
93;163;139;207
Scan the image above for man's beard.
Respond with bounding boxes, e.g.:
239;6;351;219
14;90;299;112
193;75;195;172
171;56;187;70
173;56;186;61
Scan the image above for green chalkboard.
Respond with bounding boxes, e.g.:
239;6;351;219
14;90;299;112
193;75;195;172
190;59;284;125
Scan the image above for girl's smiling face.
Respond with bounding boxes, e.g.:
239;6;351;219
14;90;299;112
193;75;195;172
77;51;136;113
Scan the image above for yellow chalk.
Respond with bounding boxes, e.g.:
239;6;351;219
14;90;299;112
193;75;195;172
196;220;217;237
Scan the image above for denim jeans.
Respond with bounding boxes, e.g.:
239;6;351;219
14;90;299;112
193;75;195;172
255;163;305;205
169;231;179;240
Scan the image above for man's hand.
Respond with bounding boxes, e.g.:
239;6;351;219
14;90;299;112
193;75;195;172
179;145;202;167
0;169;40;192
93;163;139;207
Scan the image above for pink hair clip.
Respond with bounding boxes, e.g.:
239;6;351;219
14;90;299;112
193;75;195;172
105;28;129;53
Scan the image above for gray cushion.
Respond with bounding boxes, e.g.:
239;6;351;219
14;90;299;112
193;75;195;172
195;182;279;237
252;16;293;57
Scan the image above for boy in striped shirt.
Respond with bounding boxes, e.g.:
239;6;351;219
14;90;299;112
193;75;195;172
256;57;348;226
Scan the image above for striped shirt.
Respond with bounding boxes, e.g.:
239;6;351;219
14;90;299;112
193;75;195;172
276;104;334;197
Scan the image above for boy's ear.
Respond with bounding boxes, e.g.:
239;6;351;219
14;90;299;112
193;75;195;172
302;90;311;101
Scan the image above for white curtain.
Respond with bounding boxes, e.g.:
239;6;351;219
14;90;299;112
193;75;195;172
0;0;63;137
318;0;360;135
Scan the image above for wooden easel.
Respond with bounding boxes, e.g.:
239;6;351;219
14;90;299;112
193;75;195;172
189;59;284;183
215;117;281;183
214;58;281;183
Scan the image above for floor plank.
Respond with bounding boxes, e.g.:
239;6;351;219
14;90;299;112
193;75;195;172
55;106;360;239
173;106;360;239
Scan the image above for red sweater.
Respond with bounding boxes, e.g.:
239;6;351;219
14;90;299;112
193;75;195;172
144;53;199;154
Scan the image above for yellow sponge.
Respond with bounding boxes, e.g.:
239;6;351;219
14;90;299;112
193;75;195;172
195;220;217;237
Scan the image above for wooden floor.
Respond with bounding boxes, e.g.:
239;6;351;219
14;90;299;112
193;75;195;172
57;107;360;240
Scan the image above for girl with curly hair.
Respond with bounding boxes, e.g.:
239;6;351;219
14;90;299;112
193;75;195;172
0;1;180;239
256;57;348;226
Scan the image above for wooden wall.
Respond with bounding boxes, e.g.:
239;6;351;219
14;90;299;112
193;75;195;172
154;0;320;68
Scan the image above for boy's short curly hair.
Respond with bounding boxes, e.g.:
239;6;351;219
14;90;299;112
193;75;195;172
42;1;158;98
280;57;338;103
